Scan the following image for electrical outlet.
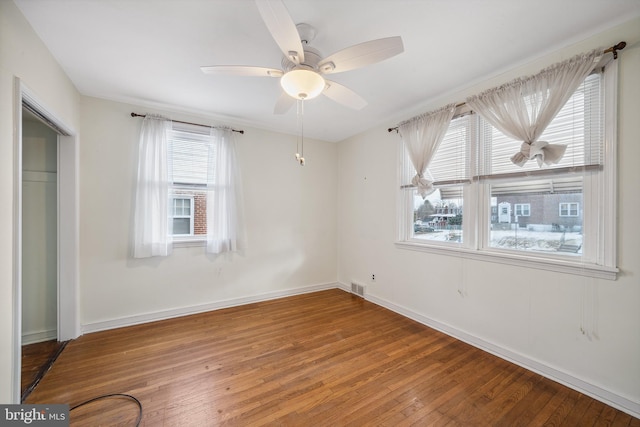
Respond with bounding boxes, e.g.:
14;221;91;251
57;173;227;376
371;274;376;282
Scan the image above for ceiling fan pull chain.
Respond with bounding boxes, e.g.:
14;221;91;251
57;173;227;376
295;99;301;162
299;100;305;166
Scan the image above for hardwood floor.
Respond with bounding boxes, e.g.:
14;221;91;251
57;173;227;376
21;339;67;402
26;289;638;426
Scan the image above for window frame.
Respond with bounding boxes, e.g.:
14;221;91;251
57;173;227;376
170;195;195;237
166;123;212;245
396;60;618;280
559;202;579;217
514;203;531;217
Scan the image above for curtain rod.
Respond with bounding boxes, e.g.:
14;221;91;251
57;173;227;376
387;41;626;134
131;112;244;134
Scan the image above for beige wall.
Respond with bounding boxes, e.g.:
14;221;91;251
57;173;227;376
2;0;638;416
337;17;640;415
2;2;338;402
77;96;338;330
0;0;81;402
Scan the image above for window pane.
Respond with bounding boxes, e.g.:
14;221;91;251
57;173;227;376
477;73;602;178
172;197;192;216
413;186;463;242
428;115;470;183
173;218;191;235
170;191;206;236
173;199;182;215
489;178;583;254
168;124;210;239
168;124;212;186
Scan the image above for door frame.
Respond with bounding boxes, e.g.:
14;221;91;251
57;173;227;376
13;78;80;402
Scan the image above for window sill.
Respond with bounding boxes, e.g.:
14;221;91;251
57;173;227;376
395;241;618;280
173;237;206;248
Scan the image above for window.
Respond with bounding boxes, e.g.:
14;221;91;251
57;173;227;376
133;117;243;258
167;123;212;240
398;62;618;279
559;202;579;217
401;114;470;244
514;204;530;217
489;180;583;253
480;71;600;255
171;196;194;236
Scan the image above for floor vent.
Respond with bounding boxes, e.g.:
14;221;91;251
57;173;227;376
351;282;366;298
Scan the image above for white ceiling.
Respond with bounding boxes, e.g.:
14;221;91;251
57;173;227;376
14;0;640;142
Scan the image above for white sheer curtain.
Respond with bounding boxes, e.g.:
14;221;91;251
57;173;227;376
206;127;245;254
467;48;603;167
133;115;173;258
398;104;456;198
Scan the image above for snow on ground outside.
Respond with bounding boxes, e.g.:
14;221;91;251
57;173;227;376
415;229;583;253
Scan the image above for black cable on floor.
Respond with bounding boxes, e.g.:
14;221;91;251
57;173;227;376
70;393;142;427
21;340;70;403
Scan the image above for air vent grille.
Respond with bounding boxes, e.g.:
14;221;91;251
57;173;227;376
351;282;365;298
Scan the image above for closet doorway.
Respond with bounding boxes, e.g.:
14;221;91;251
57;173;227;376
14;82;80;403
20;107;63;400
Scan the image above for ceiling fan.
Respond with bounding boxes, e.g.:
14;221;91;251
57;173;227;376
201;0;404;114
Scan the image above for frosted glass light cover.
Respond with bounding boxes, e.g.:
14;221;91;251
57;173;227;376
280;69;325;100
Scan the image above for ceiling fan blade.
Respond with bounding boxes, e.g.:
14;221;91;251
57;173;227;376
255;0;305;64
318;36;404;74
274;91;295;114
200;65;283;77
322;80;367;110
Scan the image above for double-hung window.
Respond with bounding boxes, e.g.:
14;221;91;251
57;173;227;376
171;197;194;236
167;123;212;240
398;59;617;279
133;116;242;258
514;204;531;217
478;72;602;254
559;202;580;217
400;113;471;244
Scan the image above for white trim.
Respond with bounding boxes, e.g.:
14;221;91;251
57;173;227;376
13;79;81;403
355;286;640;419
22;329;57;346
172;237;206;247
82;282;339;334
601;60;617;268
12;79;24;404
395;241;618;280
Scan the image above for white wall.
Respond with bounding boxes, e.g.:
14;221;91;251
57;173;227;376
337;17;640;416
3;0;637;416
22;118;58;344
0;0;81;403
78;96;338;330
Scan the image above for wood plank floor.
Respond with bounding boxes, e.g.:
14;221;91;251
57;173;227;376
21;339;66;401
26;289;639;426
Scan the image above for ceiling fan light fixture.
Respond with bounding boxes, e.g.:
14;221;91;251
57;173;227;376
280;69;325;100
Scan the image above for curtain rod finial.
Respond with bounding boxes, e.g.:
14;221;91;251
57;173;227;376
613;41;626;59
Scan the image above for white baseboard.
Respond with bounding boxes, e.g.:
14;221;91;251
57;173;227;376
357;287;640;419
22;329;57;345
81;282;339;334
